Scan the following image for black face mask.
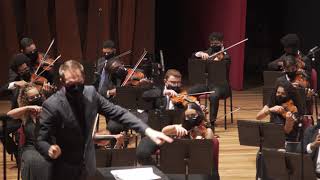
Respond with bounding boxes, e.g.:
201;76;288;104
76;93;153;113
21;70;32;81
182;116;202;131
211;45;222;53
275;95;290;105
28;96;44;106
286;71;297;81
166;85;181;93
104;52;115;60
113;67;128;80
25;50;39;63
65;84;84;98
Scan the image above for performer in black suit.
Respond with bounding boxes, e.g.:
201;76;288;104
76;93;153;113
304;124;320;178
37;60;172;180
190;32;231;130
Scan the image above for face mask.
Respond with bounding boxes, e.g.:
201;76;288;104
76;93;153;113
65;84;84;98
28;96;44;106
275;95;290;105
21;69;31;81
104;52;115;60
166;85;181;93
182;115;202;131
211;45;222;53
113;67;128;80
25;49;39;63
286;71;297;81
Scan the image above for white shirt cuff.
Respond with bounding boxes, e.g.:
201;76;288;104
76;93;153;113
8;82;16;90
106;90;110;98
307;143;313;154
195;52;202;57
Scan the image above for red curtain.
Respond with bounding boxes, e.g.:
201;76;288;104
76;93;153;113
179;0;247;90
0;0;155;85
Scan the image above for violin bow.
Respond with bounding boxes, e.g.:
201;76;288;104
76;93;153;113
208;38;248;59
32;54;61;82
34;39;55;75
97;50;132;67
188;90;216;96
121;49;148;87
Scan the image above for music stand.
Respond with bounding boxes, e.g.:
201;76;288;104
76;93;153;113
147;109;184;131
95;148;136;167
238;120;285;180
114;86;154;110
160;139;214;180
0;114;10;180
263;149;316;180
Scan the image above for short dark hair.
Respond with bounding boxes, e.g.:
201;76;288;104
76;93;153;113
164;69;182;80
280;34;300;49
103;40;115;49
10;54;30;72
283;54;297;69
209;32;224;42
20;37;34;50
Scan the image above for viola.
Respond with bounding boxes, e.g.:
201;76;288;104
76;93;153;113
124;68;152;87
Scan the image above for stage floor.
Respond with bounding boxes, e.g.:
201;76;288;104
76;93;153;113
0;87;279;179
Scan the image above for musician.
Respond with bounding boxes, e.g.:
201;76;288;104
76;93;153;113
257;80;303;142
37;60;172;180
190;32;231;130
96;40;116;75
7;85;51;180
20;37;40;68
303;124;320;178
268;33;312;79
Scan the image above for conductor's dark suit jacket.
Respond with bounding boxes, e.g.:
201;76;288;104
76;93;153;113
37;86;149;178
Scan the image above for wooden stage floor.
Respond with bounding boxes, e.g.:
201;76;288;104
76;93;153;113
0;87;268;179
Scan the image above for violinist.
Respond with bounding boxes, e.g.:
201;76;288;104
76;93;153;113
268;34;312;78
194;32;231;61
190;32;231;131
96;40;116;76
256;80;303;180
20;37;40;69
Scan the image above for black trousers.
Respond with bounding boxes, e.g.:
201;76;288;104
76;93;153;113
188;84;230;122
136;136;159;165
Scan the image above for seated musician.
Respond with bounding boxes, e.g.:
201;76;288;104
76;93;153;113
136;102;214;164
256;80;303;180
190;32;231;131
303;124;320;179
268;33;312;79
7;84;52;180
257;80;303;142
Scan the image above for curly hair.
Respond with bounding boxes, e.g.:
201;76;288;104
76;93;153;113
17;84;39;107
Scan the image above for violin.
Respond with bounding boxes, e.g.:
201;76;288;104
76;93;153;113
93;129;134;149
210;52;225;61
171;90;198;107
280;99;298;120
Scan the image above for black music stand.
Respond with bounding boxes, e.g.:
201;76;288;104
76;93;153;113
263;149;316;180
238;120;286;180
0;114;10;180
114;86;154;110
95;148;136;168
262;71;284;106
147;109;184;131
160;139;215;180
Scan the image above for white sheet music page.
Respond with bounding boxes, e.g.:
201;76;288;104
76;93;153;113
110;167;161;180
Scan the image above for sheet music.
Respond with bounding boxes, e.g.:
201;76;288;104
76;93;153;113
110;167;161;180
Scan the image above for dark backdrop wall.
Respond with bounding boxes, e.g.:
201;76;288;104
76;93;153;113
245;0;320;89
156;0;247;90
0;0;155;85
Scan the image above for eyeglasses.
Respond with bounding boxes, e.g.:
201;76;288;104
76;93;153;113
27;94;41;102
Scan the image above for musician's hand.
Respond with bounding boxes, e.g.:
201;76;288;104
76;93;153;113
306;88;314;98
174;125;188;137
42;82;55;93
277;61;284;67
199;52;209;60
311;134;320;150
28;105;42;116
48;144;61;159
108;88;116;96
114;134;125;149
145;128;173;145
285;111;295;123
269;106;285;114
14;80;28;88
163;89;178;97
